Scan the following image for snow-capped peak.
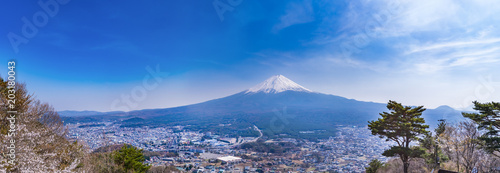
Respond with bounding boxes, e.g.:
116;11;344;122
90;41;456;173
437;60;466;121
245;75;312;94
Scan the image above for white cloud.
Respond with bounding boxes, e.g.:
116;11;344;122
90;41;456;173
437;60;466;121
407;38;500;54
272;0;315;32
250;0;500;109
317;0;500;74
322;0;500;42
405;37;500;74
369;0;500;37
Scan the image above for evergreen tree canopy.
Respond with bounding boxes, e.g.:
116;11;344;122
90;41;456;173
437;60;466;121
368;100;430;173
113;144;151;173
365;159;384;173
463;101;500;157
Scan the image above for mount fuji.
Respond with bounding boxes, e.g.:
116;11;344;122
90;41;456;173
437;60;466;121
63;75;464;139
245;75;312;94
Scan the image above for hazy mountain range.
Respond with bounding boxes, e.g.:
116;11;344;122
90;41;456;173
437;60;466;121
62;75;465;139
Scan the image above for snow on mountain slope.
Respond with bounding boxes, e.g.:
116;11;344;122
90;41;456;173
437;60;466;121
245;75;312;94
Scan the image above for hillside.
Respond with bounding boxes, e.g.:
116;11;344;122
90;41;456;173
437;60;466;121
63;75;465;139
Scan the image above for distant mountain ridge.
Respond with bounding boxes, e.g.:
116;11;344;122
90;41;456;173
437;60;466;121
62;75;465;139
59;110;124;117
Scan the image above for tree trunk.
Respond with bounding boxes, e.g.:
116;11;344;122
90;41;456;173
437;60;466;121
403;161;409;173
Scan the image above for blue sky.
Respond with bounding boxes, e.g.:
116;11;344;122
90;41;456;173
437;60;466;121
2;0;500;111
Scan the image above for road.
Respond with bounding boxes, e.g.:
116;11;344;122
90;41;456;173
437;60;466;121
230;125;263;147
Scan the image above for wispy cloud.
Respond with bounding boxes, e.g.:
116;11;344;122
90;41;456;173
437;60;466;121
407;38;500;54
366;0;500;37
413;55;499;74
303;0;500;76
272;0;315;32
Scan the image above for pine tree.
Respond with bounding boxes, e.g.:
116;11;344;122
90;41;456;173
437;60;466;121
368;100;429;173
419;120;449;170
462;101;500;157
113;144;151;173
365;159;384;173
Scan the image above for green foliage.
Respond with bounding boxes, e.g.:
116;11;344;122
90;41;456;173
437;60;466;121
113;144;151;173
419;120;449;169
86;152;125;173
368;100;430;173
462;101;500;156
239;139;298;154
382;146;426;158
365;159;384;173
420;149;449;168
419;133;434;151
435;119;447;136
142;151;178;160
85;144;150;173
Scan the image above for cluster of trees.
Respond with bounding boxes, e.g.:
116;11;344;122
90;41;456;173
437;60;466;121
0;78;156;172
367;100;500;173
82;144;151;173
239;138;299;154
0;78;85;171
